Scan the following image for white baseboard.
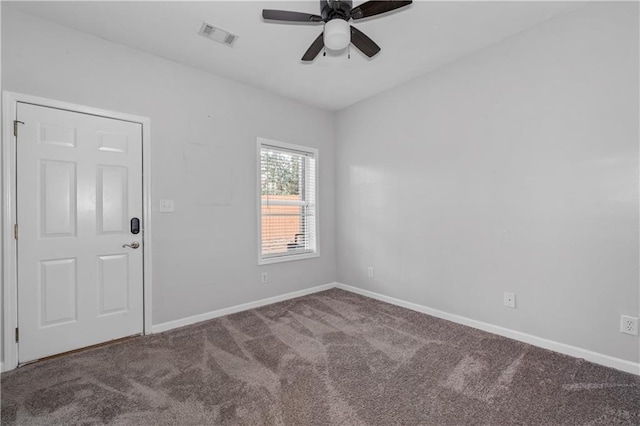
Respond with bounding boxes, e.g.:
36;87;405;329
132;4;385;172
151;282;336;334
1;362;4;373
336;283;640;376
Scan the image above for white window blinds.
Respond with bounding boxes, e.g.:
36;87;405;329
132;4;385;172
258;139;318;263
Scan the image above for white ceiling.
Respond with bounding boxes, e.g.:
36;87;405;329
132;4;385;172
6;1;582;111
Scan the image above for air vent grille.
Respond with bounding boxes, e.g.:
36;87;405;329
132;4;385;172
198;22;238;47
202;25;215;36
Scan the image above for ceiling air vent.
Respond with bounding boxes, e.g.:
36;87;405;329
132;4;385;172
198;21;238;47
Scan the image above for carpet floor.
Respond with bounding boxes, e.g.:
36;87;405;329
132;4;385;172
1;288;639;425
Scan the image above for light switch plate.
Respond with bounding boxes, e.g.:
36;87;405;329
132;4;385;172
159;199;175;213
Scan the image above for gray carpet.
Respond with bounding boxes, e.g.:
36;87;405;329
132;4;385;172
2;288;639;425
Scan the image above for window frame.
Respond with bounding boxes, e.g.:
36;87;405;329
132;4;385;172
257;137;319;265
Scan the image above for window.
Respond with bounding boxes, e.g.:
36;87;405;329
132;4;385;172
258;138;318;264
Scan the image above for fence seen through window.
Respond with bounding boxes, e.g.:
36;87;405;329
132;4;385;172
259;140;317;263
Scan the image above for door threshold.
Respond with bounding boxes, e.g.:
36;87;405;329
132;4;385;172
18;334;142;367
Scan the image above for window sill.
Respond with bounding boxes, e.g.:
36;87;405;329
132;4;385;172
258;252;319;265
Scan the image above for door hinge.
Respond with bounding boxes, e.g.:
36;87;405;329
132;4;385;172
13;120;24;137
14;224;18;240
15;328;19;343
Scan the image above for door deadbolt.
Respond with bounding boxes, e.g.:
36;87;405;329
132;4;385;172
130;217;140;234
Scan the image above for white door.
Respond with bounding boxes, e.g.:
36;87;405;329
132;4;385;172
16;102;143;363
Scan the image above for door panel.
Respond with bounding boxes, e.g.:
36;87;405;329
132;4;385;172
39;258;77;326
40;160;77;237
97;165;128;234
97;254;129;316
17;102;143;363
39;123;76;148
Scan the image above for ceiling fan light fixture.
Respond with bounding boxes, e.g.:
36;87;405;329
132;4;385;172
323;18;350;51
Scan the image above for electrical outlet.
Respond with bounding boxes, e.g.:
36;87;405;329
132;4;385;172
504;292;516;308
261;272;268;284
620;315;638;336
367;267;374;278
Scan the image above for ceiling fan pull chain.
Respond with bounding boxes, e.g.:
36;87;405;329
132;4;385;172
348;44;351;59
323;47;326;57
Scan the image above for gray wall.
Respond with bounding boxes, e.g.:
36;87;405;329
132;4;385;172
335;2;639;363
2;7;336;329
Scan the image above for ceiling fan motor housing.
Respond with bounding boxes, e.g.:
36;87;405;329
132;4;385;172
321;0;353;21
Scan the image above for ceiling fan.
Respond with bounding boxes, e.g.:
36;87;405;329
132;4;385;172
262;0;413;61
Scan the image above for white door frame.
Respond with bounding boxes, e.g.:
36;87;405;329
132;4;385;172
2;91;153;372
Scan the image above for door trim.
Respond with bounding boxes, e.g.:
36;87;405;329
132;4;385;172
2;91;153;372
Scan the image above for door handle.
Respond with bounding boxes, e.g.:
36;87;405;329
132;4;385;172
122;242;140;249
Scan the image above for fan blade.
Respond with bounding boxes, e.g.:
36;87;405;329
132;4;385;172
262;9;323;23
350;26;381;58
350;1;412;20
302;32;325;61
